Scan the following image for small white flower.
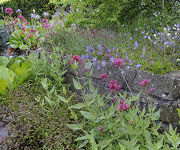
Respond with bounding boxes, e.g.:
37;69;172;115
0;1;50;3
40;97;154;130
43;12;49;17
164;28;167;31
154;34;156;37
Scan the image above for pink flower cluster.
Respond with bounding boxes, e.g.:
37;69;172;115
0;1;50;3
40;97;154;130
98;126;104;132
42;19;48;23
117;98;129;112
43;23;51;30
70;55;83;64
5;8;13;15
113;58;125;68
30;28;36;33
149;88;154;93
18;15;24;20
100;73;109;82
109;80;121;93
139;79;150;87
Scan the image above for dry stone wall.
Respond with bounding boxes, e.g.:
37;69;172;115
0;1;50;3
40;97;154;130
66;60;180;131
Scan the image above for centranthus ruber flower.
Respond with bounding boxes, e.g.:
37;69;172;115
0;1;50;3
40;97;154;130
113;58;125;68
100;73;109;82
139;79;150;87
109;80;121;93
70;55;83;64
5;8;13;15
149;88;155;93
98;126;104;132
117;98;129;112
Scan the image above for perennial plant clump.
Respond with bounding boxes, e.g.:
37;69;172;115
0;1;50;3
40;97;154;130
1;3;180;149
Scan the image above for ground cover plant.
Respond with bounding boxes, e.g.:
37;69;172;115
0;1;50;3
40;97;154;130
0;3;180;150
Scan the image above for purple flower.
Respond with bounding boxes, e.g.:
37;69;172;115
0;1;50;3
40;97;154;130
134;42;138;49
16;9;22;14
136;63;142;68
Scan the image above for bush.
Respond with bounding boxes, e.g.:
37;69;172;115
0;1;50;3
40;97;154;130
0;0;55;19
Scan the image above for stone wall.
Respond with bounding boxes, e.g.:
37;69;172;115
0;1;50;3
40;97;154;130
66;60;180;131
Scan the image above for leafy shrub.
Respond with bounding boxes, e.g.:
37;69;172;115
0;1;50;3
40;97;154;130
50;0;176;29
0;0;55;19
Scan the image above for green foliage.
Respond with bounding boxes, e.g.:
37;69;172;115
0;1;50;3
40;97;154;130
0;0;55;19
64;68;180;149
0;56;33;95
49;0;176;29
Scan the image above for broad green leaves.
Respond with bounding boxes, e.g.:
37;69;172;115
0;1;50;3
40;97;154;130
0;56;33;95
0;66;15;88
0;56;9;67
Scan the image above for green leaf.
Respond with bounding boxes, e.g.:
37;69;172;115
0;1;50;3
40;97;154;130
118;143;127;150
66;92;74;103
90;133;98;150
0;66;15;88
70;110;78;120
69;103;85;109
19;44;29;50
99;139;113;149
73;78;82;90
44;96;53;107
80;111;96;121
78;140;88;149
66;124;82;131
75;135;89;141
154;138;163;149
58;95;67;103
0;56;9;67
12;62;32;84
9;44;18;48
0;79;7;95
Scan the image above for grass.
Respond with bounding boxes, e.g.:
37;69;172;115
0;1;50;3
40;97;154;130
50;23;180;75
